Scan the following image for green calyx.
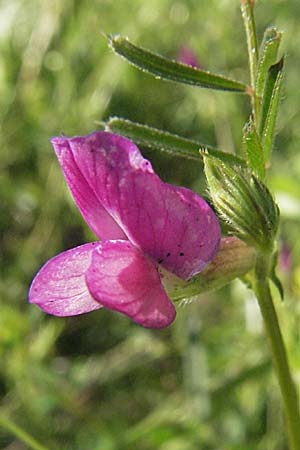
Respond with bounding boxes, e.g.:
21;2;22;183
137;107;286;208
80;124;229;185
204;156;279;253
162;237;257;303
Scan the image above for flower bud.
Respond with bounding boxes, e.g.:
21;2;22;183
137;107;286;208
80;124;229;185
204;156;279;252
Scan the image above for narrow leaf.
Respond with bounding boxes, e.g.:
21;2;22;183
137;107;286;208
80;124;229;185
243;119;265;178
259;58;284;163
270;250;284;301
104;117;246;165
261;70;283;164
270;271;284;302
240;0;258;91
104;117;209;160
199;147;246;167
108;35;248;93
256;27;282;98
259;58;284;136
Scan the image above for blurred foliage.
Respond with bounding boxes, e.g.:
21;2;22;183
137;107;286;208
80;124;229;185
0;0;300;448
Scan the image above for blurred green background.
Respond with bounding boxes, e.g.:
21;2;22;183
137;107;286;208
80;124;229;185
1;0;300;449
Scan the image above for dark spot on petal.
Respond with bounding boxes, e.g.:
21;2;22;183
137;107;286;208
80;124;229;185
166;252;171;257
158;258;164;264
179;252;184;256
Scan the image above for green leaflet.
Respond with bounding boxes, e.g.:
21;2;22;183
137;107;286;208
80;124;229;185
259;58;284;164
108;34;248;93
261;71;283;164
243;119;265;179
240;0;258;91
270;250;284;301
103;117;246;165
256;27;282;99
199;147;246;167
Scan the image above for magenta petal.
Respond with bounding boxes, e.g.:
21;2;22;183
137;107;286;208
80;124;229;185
51;137;126;240
85;240;176;328
178;45;200;68
66;131;152;218
68;132;220;279
29;243;102;316
117;177;221;279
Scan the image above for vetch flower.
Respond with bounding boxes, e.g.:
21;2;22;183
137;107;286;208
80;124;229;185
178;45;201;69
279;242;291;273
29;132;220;328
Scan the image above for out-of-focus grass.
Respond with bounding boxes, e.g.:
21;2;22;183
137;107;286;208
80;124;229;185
1;0;300;448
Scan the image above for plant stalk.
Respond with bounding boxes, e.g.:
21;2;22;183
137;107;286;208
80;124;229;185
254;254;300;450
0;413;51;450
240;0;260;124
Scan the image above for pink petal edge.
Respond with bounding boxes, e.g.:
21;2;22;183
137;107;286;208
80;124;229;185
29;243;102;316
51;136;126;241
85;240;176;328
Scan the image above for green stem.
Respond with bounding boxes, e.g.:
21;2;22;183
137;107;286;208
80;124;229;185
240;0;259;124
0;413;51;450
254;255;300;450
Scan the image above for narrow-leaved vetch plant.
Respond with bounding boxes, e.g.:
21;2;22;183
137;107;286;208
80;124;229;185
29;132;220;328
29;2;300;449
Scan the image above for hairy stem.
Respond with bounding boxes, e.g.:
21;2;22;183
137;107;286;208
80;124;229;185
254;255;300;450
240;0;260;123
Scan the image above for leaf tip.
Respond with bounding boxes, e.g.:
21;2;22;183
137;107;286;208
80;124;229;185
100;30;109;40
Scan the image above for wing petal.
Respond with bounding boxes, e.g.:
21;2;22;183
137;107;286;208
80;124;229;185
86;240;176;328
29;243;102;316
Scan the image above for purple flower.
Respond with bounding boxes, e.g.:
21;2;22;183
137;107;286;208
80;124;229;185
178;45;201;69
29;132;220;328
279;242;291;273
